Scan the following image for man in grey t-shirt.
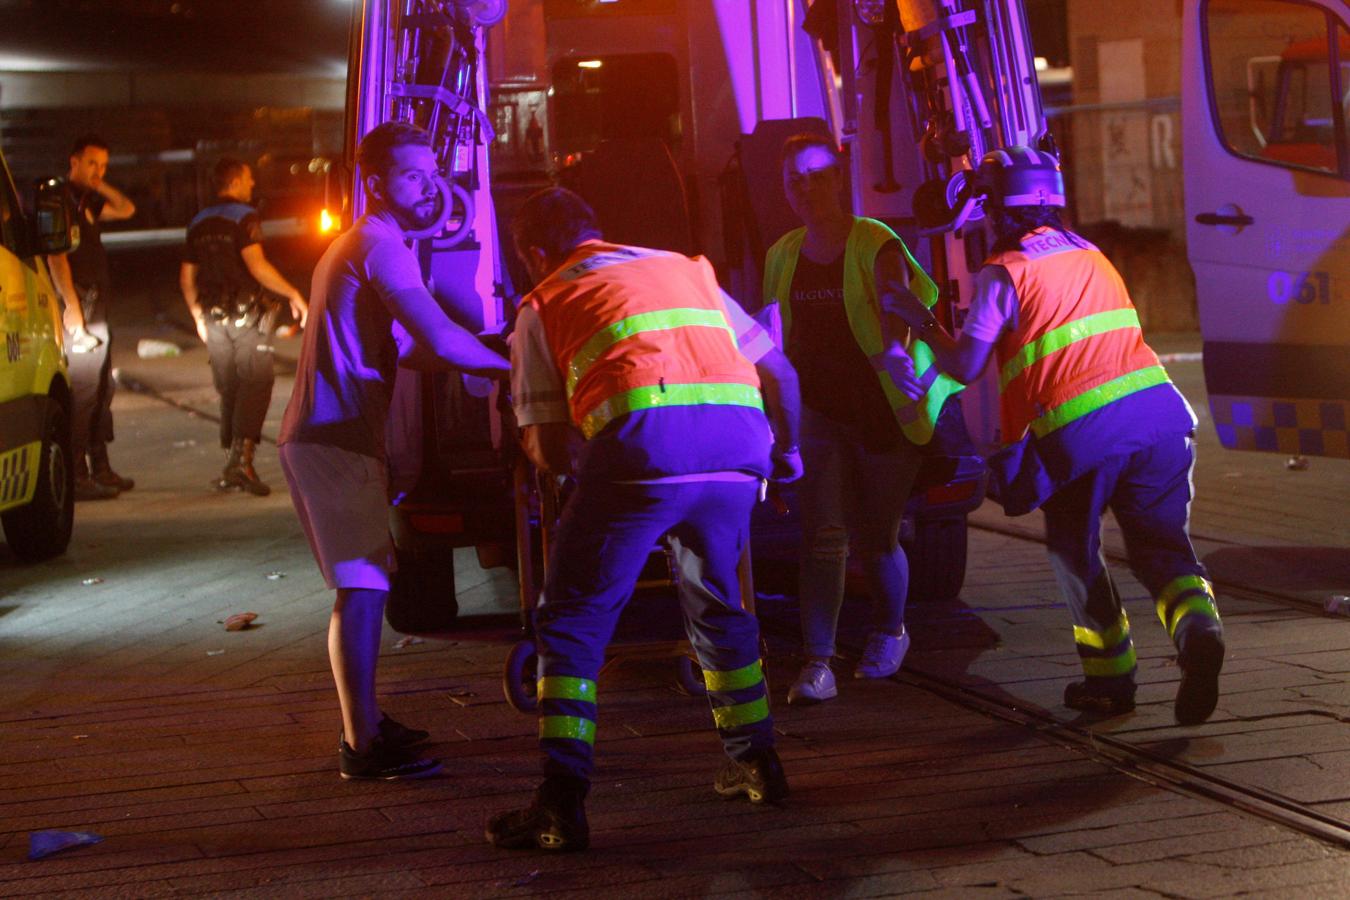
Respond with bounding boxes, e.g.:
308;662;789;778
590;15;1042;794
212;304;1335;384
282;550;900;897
279;122;509;780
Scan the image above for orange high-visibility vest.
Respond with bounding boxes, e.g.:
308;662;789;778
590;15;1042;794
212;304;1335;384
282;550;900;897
526;241;763;440
990;228;1169;444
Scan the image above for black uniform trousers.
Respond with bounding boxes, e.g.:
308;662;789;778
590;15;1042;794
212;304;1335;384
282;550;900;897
68;286;115;464
205;315;275;448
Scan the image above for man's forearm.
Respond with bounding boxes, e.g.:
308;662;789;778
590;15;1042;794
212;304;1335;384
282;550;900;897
757;352;801;449
46;255;86;329
180;285;202;320
521;422;576;476
399;331;510;377
96;181;136;220
249;258;303;305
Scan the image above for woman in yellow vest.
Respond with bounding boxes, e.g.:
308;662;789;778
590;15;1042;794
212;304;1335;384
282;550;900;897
763;134;954;704
886;146;1224;725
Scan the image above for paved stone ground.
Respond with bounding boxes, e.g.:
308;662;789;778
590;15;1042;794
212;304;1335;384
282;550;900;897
0;314;1347;896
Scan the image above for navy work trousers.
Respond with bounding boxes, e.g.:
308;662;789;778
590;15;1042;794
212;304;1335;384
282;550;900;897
534;477;773;783
1042;433;1223;685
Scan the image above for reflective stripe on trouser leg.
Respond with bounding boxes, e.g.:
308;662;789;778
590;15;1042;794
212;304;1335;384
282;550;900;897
533;479;676;782
1154;575;1222;644
1073;610;1138;679
664;482;776;760
538;674;598;761
703;658;772;753
1043;474;1136;690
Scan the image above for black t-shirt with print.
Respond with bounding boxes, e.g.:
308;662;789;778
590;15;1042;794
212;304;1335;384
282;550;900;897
786;252;901;451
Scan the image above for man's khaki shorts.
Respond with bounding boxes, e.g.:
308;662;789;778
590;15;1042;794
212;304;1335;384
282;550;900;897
279;441;395;591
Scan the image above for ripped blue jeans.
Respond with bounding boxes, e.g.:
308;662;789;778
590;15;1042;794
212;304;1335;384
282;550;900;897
797;408;921;659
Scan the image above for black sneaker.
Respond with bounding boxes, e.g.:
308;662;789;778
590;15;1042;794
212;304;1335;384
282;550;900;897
1064;680;1137;716
714;748;789;804
379;714;431;749
486;777;589;852
339;715;431;752
338;738;442;781
1175;631;1225;726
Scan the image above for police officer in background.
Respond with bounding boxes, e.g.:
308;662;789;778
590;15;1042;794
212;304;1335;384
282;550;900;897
886;146;1224;726
47;134;137;501
181;157;308;496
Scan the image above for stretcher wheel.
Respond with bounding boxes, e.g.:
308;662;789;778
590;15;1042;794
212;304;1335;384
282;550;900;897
675;655;707;697
503;639;539;713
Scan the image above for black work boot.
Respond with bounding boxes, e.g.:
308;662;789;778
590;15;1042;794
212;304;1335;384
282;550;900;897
1064;679;1137;716
216;439;243;491
73;454;118;501
89;441;134;491
487;776;590;852
1175;629;1225;726
226;437;271;496
714;748;789;804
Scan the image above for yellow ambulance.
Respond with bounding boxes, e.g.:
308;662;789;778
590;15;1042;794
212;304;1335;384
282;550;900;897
0;149;76;561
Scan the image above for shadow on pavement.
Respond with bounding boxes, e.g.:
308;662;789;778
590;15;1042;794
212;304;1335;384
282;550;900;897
1203;545;1350;593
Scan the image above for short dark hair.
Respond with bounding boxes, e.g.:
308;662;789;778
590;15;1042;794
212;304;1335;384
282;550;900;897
987;204;1081;255
212;157;249;195
70;134;109;158
356;121;434;180
511;187;602;263
780;132;841;169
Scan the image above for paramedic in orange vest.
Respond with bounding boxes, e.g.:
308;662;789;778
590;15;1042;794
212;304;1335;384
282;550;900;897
488;187;801;852
886;146;1225;725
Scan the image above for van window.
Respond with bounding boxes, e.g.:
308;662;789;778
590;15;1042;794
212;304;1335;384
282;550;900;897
550;53;681;161
1205;0;1347;176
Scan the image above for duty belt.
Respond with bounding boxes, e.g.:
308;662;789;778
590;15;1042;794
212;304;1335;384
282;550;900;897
207;296;266;329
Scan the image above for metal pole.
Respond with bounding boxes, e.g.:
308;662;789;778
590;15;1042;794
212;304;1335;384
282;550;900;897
786;0;798;119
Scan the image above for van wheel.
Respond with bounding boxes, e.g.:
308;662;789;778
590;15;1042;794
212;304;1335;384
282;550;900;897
675;654;708;697
2;396;74;562
905;517;968;603
503;639;539;713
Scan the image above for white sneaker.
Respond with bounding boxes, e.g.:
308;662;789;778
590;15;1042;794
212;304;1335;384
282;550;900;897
855;628;910;679
787;661;838;705
68;327;102;354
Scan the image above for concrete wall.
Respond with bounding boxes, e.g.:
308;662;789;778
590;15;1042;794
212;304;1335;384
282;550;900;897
1064;0;1195;332
0;71;344;112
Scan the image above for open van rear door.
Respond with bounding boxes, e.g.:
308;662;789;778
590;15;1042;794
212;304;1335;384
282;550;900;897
1182;0;1350;458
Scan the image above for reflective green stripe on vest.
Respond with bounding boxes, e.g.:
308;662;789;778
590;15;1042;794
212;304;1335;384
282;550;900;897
762;217;962;445
702;659;764;693
1029;366;1171;438
711;696;770;730
538;676;597;703
1000;308;1142;389
567;308;736;396
1072;611;1131;651
578;382;764;440
539;715;596;744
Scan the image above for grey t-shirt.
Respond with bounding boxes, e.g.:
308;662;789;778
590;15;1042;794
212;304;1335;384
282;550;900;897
279;213;427;460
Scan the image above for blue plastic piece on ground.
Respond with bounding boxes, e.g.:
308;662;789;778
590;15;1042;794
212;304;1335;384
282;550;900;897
28;830;104;860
